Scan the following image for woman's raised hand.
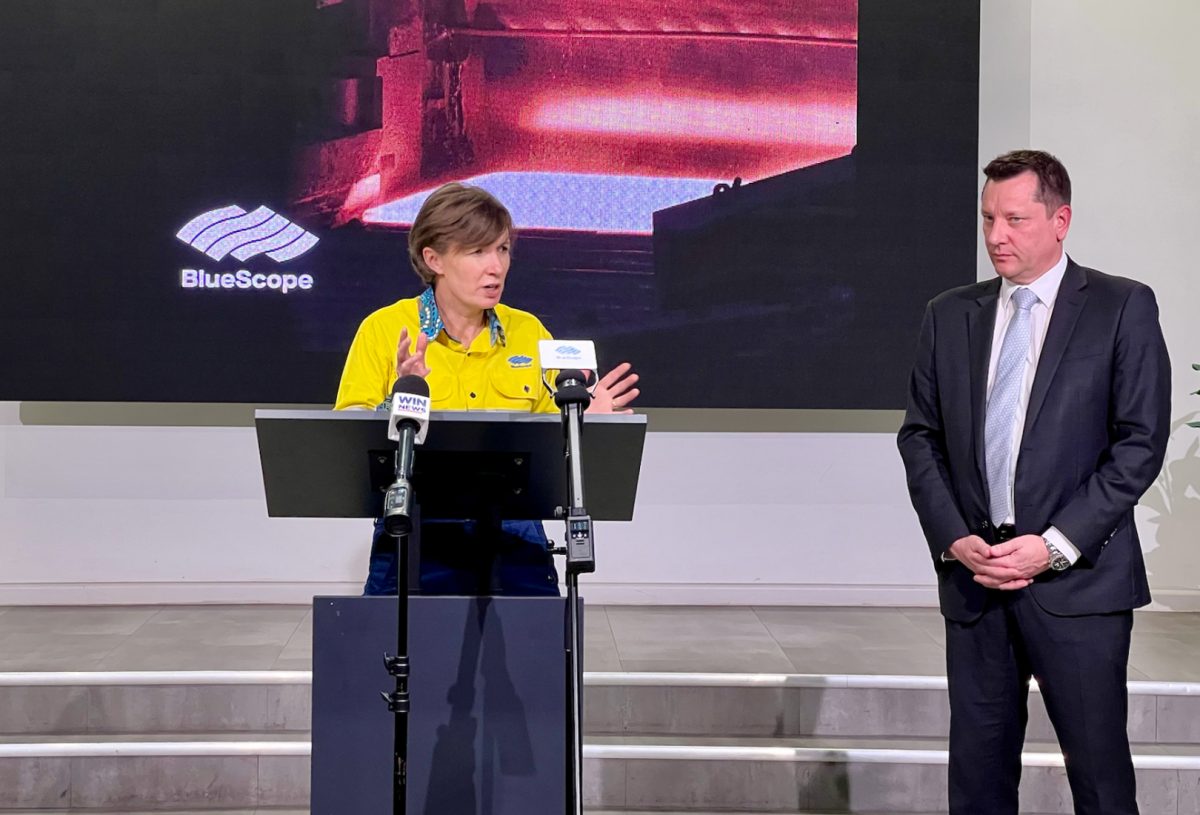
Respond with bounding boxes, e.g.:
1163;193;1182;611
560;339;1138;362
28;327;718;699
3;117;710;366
395;327;431;379
586;362;640;414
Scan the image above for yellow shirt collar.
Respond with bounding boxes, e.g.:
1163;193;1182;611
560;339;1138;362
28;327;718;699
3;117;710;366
418;286;506;346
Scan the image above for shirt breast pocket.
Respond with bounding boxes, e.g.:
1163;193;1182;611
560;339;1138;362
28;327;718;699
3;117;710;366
425;368;457;409
487;363;540;412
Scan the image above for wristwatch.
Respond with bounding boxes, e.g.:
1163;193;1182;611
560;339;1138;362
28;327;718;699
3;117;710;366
1044;538;1071;571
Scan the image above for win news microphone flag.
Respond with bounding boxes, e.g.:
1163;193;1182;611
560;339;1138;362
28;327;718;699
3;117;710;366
387;375;431;444
383;375;430;536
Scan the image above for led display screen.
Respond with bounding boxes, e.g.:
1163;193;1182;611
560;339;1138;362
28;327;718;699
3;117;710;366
0;0;979;407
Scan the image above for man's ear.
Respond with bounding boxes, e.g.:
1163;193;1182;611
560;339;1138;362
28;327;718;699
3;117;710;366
1054;204;1072;242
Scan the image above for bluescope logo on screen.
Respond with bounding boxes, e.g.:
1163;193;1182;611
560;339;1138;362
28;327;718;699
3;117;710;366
175;204;319;294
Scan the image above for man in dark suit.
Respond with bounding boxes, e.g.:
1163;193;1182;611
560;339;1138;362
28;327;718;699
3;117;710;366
897;150;1171;815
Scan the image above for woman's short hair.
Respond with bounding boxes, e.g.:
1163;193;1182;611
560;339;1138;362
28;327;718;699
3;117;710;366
408;183;515;285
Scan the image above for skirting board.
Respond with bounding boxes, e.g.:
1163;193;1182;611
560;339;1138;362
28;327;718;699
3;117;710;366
0;581;1198;610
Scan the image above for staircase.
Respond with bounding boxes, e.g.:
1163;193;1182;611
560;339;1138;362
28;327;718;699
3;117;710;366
3;668;1200;813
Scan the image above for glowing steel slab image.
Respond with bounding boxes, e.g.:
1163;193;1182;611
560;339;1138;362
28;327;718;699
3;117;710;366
292;0;858;233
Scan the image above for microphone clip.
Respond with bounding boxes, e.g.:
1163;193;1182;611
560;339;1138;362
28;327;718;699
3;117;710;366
564;510;595;574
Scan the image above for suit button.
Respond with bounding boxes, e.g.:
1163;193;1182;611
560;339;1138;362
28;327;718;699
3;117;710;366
980;520;991;530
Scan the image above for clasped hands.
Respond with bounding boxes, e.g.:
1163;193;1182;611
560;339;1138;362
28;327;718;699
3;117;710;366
947;533;1052;590
394;327;640;413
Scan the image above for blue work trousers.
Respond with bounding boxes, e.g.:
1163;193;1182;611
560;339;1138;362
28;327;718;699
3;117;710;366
363;518;560;597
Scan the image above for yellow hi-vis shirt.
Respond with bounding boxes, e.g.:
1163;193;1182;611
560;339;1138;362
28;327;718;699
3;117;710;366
334;288;557;414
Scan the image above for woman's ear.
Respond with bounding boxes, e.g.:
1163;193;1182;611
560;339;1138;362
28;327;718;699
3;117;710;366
422;246;443;276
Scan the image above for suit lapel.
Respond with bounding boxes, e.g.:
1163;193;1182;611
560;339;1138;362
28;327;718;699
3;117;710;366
1024;261;1089;436
968;281;1000;489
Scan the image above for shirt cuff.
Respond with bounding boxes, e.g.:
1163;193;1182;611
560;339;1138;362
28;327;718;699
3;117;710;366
1043;526;1080;566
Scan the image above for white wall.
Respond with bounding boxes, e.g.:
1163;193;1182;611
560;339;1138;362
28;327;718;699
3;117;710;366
2;0;1198;607
1023;1;1200;607
971;1;1200;607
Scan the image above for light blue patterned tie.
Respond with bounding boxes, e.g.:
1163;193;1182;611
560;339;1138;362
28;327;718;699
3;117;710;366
984;287;1038;526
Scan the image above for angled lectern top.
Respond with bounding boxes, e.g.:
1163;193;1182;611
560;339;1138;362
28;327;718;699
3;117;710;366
254;409;647;522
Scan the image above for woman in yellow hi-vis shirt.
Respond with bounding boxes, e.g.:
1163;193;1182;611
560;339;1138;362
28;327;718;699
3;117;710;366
336;183;640;596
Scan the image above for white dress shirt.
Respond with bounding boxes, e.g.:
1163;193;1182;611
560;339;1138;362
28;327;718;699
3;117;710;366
985;251;1080;564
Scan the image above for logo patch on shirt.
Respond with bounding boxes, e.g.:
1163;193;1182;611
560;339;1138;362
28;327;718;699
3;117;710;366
508;354;534;368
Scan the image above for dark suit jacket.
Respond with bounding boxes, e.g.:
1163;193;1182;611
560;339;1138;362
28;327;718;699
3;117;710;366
897;260;1171;622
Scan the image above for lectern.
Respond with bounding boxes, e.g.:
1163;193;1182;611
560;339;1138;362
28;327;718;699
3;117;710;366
254;409;646;815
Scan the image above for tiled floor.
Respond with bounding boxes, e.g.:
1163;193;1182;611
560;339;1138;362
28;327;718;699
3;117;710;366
0;605;1198;679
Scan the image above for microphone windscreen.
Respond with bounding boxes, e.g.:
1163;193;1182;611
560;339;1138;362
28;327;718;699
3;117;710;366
392;374;430;397
555;369;589;389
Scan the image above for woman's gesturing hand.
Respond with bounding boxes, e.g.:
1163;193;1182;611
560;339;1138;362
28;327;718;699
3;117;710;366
395;327;431;379
586;362;640;414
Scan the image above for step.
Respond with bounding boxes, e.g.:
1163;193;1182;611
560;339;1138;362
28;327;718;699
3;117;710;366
586;736;1200;814
3;734;1200;812
585;672;1200;743
0;671;311;736
0;811;940;815
5;671;1200;747
0;811;309;815
0;733;308;811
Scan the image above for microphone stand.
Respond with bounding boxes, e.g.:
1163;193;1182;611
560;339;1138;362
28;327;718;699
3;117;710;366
383;527;410;815
381;426;418;815
553;372;594;815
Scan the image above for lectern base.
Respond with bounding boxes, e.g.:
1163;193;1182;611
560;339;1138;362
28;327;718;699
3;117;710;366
311;595;569;815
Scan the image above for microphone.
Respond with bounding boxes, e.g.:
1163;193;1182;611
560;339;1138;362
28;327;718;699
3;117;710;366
538;341;598;574
383;375;431;536
387;375;431;444
538;339;598;406
554;369;592;409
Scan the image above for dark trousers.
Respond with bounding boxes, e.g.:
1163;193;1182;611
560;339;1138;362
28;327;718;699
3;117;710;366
945;589;1136;815
364;518;560;597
